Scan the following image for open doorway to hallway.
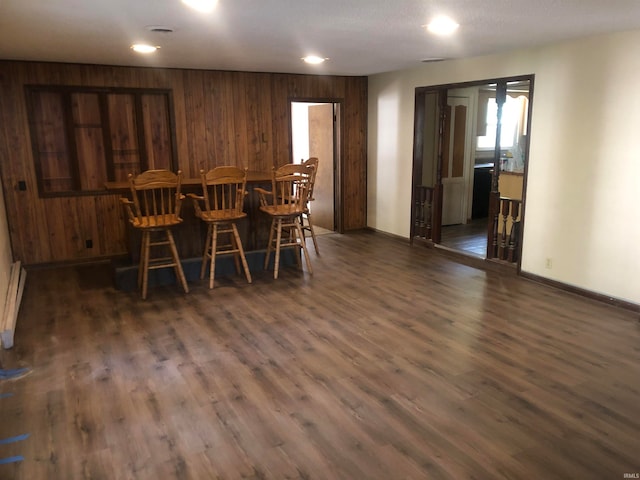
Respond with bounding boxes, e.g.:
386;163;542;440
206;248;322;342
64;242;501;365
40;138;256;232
291;101;339;235
411;76;532;265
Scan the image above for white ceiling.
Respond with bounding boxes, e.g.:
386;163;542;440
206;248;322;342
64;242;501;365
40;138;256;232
1;0;640;76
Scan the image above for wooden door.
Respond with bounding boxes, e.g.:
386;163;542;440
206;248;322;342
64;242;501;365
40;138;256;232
441;96;471;226
308;104;335;231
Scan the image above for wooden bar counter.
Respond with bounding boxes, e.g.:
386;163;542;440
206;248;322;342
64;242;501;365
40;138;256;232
105;170;272;257
104;170;272;194
105;171;296;290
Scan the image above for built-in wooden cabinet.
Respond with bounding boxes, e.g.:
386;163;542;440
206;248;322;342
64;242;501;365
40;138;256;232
72;92;107;191
29;91;73;193
26;86;176;196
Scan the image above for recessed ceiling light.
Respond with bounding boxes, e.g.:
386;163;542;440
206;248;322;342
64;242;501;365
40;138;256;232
131;44;159;54
182;0;218;13
425;16;459;35
302;55;327;65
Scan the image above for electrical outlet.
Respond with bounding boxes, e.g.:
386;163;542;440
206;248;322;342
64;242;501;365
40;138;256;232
545;258;552;269
85;239;93;249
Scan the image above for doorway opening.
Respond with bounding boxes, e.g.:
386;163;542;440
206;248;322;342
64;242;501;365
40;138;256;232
411;76;533;264
291;101;341;234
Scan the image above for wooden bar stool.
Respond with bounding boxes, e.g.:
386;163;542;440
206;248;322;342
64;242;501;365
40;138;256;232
299;157;320;255
256;163;314;279
120;169;189;300
188;167;252;289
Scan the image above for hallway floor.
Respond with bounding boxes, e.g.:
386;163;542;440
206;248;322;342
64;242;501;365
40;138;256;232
440;218;488;257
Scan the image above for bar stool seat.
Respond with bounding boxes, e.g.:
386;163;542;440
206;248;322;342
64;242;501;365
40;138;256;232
189;166;252;289
120;169;189;300
256;163;315;279
299;157;320;255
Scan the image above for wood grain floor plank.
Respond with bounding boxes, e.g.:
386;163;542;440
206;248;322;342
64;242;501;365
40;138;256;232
1;231;639;479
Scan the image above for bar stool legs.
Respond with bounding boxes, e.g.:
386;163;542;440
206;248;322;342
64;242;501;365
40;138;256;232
138;229;189;300
120;169;189;300
201;222;252;289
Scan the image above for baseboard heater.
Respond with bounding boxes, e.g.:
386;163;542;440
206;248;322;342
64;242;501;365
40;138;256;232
2;261;26;349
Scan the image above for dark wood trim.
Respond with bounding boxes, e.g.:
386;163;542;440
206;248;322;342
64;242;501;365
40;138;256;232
99;93;115;181
410;89;425;243
431;184;443;243
486;191;499;258
13;58;368;79
287;96;345;104
415;74;535;96
22;254;127;270
133;94;149;172
520;271;640;314
23;85;48;197
515;76;535;275
166;90;179;173
286;97;346;234
25;84;174;96
491;82;506;192
61;92;82;191
430;90;447;244
435;90;446;185
29;189;116;198
333;102;344;234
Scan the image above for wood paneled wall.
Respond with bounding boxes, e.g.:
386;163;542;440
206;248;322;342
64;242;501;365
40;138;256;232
0;61;367;265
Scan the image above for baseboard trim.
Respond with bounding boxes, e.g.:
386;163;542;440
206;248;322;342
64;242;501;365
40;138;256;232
407;233;518;275
407;231;639;313
520;271;640;314
365;226;408;242
24;254;127;270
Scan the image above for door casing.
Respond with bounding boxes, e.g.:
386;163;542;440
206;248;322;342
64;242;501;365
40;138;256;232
289;99;343;233
410;74;535;271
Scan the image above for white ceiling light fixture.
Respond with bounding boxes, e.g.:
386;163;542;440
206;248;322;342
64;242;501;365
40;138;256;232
181;0;218;13
302;55;327;65
131;44;159;54
426;15;459;35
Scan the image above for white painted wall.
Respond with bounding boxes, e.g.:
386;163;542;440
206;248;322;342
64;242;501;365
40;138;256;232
0;179;14;316
368;29;640;305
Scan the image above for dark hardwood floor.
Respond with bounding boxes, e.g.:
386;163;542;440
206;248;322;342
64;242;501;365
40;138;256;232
440;218;488;257
1;231;639;479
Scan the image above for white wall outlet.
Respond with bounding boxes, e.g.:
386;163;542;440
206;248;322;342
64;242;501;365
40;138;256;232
545;258;553;269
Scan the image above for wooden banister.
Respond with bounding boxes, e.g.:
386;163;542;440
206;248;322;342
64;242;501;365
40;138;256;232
488;194;522;262
414;185;434;241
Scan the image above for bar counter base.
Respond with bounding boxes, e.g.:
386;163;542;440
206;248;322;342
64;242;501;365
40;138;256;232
111;248;298;292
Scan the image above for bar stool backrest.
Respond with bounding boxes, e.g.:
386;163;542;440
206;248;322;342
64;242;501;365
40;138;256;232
270;163;314;216
199;166;248;220
126;169;183;228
